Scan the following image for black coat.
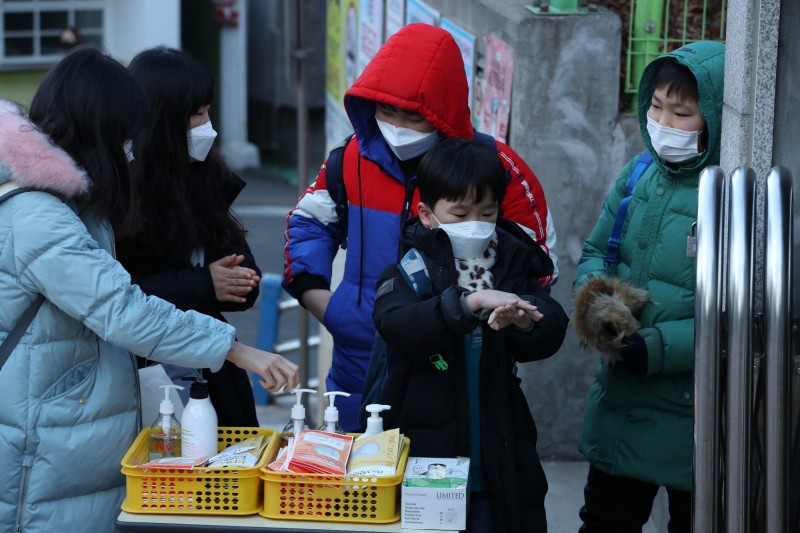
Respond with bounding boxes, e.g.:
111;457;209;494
373;217;569;532
117;173;260;427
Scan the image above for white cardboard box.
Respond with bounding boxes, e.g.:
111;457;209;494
401;457;470;530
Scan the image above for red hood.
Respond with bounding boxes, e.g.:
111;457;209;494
344;23;473;140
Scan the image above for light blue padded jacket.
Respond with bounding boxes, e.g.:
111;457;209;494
0;100;236;532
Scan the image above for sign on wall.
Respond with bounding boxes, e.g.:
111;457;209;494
405;0;439;26
477;33;514;143
357;0;384;77
325;0;358;149
384;0;405;39
439;18;476;120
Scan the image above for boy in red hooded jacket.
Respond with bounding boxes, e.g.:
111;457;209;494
283;23;558;431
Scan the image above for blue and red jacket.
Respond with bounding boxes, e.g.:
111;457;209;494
283;23;557;430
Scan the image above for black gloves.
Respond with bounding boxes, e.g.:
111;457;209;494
616;333;648;376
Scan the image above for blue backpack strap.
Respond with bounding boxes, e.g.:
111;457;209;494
358;247;431;429
396;247;432;298
603;151;653;269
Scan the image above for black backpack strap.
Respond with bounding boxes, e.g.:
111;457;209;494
0;186;46;370
473;130;496;148
325;134;354;248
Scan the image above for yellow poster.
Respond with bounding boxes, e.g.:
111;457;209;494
326;0;359;107
325;0;343;100
325;0;358;148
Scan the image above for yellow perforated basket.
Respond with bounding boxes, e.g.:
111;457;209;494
259;436;410;523
120;426;277;515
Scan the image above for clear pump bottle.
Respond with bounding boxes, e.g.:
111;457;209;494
281;388;317;447
318;391;350;434
149;384;184;460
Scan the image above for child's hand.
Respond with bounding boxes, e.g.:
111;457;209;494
487;303;544;331
210;254;260;303
465;289;522;313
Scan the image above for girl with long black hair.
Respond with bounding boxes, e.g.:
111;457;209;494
117;47;263;426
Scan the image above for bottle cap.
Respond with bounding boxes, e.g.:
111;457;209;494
182;376;210;400
323;391;351;423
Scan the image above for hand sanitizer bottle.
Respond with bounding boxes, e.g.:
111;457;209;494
357;404;391;441
149;384;184;460
319;391;351;434
281;388;317;447
181;378;218;459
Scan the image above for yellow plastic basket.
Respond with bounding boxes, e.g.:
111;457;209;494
259;436;410;523
120;426;277;515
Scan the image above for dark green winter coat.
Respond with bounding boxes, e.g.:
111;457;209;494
574;41;725;491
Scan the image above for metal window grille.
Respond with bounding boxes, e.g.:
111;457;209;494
625;0;726;112
0;0;104;67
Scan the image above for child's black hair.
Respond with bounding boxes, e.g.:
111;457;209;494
417;137;506;208
652;59;698;104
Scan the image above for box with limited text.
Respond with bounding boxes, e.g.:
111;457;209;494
401;456;469;530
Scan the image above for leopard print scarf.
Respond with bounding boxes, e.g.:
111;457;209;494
455;237;497;291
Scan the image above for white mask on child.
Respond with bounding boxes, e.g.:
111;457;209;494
375;117;439;161
646;116;703;163
188;121;217;161
431;212;496;259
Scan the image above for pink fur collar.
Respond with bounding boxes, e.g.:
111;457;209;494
0;99;89;198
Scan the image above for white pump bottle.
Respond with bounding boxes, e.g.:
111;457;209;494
357;404;391;441
319;391;351;434
281;388;317;447
181;378;218;459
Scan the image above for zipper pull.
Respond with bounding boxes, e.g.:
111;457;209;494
686;222;697;258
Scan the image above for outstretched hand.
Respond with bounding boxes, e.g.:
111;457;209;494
465;289;543;331
210;254;260;303
226;341;300;392
487;303;543;331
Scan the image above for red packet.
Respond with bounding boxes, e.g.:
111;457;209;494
287;430;353;475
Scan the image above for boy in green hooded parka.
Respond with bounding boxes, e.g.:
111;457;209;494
573;41;725;531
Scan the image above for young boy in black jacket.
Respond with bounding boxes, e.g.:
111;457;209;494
373;138;569;532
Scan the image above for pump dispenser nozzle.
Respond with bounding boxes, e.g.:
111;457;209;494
158;384;184;423
281;387;317;447
360;404;391;439
320;391;350;434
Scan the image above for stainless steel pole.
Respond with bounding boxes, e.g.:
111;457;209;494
294;0;311;413
693;166;725;533
764;166;793;533
725;166;756;533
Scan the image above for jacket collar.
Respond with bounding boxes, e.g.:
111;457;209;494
0;100;89;198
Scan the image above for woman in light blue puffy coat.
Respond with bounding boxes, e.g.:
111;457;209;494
0;48;299;533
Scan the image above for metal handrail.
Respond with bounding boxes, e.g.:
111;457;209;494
694;165;726;533
764;166;793;533
725;166;757;533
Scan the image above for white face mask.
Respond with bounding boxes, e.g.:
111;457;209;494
646;116;703;163
187;121;217;161
431;212;496;259
375;117;439;161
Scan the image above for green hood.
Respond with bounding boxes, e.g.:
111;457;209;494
638;41;726;179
